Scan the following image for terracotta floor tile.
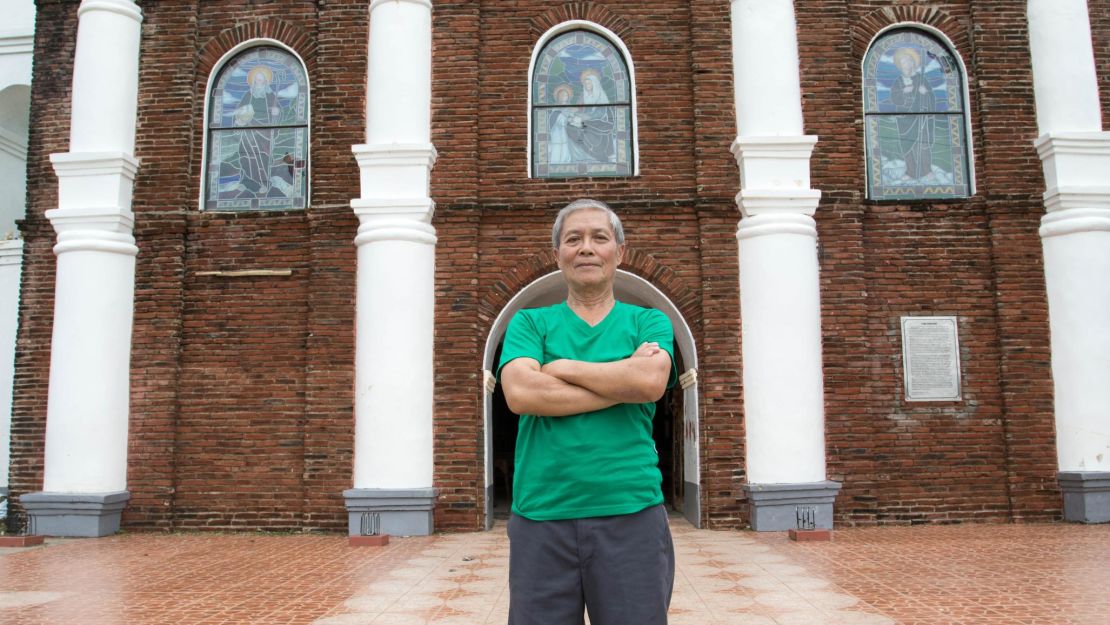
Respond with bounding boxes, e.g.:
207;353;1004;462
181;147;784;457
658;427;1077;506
2;519;1109;624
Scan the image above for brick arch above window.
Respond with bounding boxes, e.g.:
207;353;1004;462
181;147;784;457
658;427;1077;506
851;7;970;62
197;18;318;78
531;2;634;42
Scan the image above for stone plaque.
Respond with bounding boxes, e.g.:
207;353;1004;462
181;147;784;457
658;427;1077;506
901;316;961;401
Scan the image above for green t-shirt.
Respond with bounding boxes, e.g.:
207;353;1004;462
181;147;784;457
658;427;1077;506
497;300;678;521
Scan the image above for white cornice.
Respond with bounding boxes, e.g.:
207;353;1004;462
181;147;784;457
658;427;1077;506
0;239;24;266
352;143;438;168
0;32;33;57
735;189;822;219
78;0;143;23
351;198;436;227
736;212;819;240
1043;188;1110;214
1034;132;1110;159
730;135;819;160
1040;207;1110;239
0;126;27;160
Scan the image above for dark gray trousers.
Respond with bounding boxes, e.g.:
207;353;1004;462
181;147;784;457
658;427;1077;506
507;504;675;625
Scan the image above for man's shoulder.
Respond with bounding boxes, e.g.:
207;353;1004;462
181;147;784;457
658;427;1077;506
614;300;666;321
514;302;564;321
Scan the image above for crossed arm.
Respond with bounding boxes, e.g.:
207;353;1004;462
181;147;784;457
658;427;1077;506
500;342;672;417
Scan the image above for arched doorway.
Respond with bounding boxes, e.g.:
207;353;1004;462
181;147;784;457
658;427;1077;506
481;269;701;529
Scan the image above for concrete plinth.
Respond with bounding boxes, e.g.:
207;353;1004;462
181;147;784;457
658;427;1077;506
1058;472;1110;523
344;488;437;537
20;491;129;537
743;481;841;531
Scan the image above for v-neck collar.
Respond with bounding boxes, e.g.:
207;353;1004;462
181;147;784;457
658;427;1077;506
562;299;620;330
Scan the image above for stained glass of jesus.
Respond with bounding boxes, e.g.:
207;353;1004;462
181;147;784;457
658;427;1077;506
205;46;309;211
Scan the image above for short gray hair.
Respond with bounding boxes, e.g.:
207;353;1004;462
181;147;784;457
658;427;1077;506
551;199;625;249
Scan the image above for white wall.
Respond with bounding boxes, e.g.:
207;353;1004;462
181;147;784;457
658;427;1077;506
0;0;33;497
0;86;31;239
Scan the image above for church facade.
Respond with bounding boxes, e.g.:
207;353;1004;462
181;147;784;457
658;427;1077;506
3;0;1108;536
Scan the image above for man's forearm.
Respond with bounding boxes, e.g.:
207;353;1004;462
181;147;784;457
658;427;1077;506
542;354;669;404
503;365;618;417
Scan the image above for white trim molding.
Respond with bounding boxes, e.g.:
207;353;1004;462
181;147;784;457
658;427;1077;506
0;126;27;160
0;32;33;57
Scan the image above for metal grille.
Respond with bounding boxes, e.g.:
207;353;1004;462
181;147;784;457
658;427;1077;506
796;505;817;531
359;512;381;537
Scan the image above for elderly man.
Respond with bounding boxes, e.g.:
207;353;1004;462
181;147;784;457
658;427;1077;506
498;199;677;625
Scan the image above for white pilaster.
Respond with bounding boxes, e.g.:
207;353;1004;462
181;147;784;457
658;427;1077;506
345;0;438;537
1027;0;1110;522
1027;0;1101;135
24;0;141;537
1027;0;1110;474
731;0;838;530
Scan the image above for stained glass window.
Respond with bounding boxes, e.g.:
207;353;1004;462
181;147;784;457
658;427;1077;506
205;46;309;211
864;29;971;200
532;30;633;178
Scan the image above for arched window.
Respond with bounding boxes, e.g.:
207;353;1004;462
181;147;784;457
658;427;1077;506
204;45;309;211
531;28;634;178
863;28;971;200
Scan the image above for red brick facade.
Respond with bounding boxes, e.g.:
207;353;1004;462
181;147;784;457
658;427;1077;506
8;0;1108;532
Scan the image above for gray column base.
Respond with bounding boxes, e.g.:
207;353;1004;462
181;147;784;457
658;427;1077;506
1059;471;1110;523
344;487;438;537
20;491;129;537
742;481;842;531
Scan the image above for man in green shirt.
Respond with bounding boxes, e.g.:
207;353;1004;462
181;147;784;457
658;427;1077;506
498;199;677;625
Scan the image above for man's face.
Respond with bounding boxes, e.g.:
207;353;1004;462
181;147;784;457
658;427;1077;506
556;209;624;291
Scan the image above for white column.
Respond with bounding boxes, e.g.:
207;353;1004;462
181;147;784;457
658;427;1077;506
344;0;438;537
731;0;838;530
21;0;141;537
1027;0;1110;521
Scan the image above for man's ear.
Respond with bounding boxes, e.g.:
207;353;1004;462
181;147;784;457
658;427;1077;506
615;243;626;266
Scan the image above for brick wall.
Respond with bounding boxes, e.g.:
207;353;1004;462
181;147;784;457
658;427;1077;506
9;0;1097;532
6;0;77;530
808;1;1059;524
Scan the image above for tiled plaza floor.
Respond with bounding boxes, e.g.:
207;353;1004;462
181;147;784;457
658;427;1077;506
1;516;1108;624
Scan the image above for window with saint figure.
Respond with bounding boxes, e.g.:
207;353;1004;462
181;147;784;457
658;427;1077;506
532;30;634;178
864;29;971;200
205;46;309;211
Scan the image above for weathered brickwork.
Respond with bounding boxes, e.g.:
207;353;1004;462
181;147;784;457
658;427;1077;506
9;0;1104;532
6;0;78;530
